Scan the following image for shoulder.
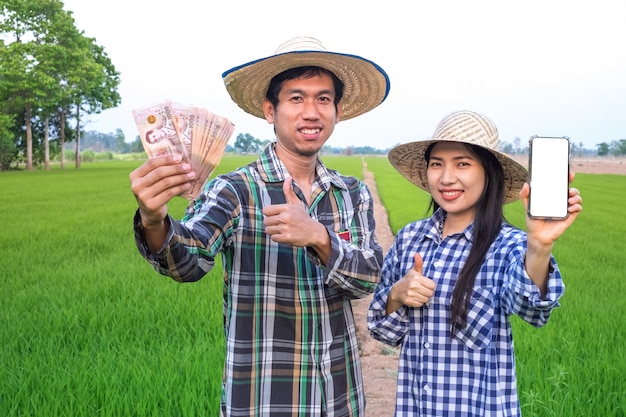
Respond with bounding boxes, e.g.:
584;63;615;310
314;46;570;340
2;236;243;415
499;222;525;241
395;218;431;241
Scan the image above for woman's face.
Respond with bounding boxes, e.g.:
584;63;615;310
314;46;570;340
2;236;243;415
427;142;486;223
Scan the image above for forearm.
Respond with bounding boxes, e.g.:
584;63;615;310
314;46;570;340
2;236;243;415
309;221;331;265
141;218;170;254
524;236;554;296
385;296;404;316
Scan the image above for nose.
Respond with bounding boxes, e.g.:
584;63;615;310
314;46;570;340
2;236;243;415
440;165;456;184
301;99;320;120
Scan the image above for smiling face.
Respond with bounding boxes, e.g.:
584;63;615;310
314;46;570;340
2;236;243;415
427;141;486;225
262;72;341;158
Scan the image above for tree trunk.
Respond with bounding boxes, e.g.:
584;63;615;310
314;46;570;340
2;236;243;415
44;118;50;170
59;110;66;170
26;104;33;170
75;106;81;169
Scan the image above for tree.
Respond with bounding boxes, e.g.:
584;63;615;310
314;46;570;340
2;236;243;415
0;113;17;170
596;142;610;157
66;38;120;168
0;0;120;169
513;137;522;154
233;133;262;153
0;0;67;169
611;139;626;156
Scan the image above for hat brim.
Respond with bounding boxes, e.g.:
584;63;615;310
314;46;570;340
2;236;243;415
388;139;529;204
222;50;390;120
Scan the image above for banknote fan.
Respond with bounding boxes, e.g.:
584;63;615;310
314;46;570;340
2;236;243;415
132;100;235;200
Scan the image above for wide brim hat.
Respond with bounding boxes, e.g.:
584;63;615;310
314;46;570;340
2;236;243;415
388;110;528;204
222;37;390;121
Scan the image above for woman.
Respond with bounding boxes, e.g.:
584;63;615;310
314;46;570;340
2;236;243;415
368;110;582;416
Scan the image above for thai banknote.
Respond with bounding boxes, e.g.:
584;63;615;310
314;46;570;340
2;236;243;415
132;100;235;200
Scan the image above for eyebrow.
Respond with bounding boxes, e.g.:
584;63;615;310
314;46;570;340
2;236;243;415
430;154;475;161
284;87;335;97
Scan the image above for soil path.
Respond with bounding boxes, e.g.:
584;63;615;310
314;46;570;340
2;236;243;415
354;157;626;416
354;162;399;417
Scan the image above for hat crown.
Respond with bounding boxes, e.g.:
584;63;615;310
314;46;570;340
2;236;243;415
431;110;499;151
275;37;326;54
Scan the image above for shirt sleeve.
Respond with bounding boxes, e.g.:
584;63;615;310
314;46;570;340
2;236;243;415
500;235;565;327
367;238;411;346
132;177;238;283
321;181;383;300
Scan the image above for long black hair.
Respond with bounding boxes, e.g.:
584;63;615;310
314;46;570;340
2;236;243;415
425;142;506;336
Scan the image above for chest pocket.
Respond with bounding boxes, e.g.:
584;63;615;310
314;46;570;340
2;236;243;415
453;286;495;350
309;185;356;243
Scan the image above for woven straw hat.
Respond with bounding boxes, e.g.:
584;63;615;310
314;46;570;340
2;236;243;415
222;37;390;120
388;110;528;204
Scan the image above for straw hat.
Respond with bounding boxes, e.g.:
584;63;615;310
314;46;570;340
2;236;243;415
222;36;390;120
388;110;528;203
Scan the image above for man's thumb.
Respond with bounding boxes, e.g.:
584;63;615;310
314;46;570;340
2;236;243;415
413;253;423;275
283;176;301;205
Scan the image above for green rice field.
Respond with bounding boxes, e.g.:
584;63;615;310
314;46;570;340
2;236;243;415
1;155;624;416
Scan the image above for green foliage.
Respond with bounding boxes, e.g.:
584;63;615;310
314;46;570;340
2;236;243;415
0;112;18;170
0;0;121;169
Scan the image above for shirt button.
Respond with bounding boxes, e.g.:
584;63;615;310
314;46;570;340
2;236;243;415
424;342;430;349
424;384;430;392
433;260;443;268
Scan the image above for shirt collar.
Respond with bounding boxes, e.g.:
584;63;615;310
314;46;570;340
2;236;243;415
420;208;475;243
255;142;348;191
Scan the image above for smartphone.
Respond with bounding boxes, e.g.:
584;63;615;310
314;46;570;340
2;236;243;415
528;136;570;219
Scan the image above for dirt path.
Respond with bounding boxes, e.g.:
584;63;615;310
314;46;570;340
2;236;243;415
354;156;626;416
353;162;399;417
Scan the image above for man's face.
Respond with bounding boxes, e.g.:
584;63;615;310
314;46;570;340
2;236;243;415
147;129;165;144
262;72;341;157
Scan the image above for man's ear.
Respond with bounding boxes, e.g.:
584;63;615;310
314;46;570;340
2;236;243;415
335;103;342;123
262;99;274;124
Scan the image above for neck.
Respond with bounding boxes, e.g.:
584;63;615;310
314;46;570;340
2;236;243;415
274;141;317;186
441;211;474;238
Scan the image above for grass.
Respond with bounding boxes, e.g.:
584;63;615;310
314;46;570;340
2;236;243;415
0;157;251;416
1;155;624;416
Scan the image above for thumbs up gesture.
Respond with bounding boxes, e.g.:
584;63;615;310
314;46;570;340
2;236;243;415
388;253;436;311
263;177;330;256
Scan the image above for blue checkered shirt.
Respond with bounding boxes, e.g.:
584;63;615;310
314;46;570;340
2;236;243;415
368;209;565;416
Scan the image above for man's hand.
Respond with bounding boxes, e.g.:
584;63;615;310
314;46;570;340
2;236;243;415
129;154;195;252
263;177;331;263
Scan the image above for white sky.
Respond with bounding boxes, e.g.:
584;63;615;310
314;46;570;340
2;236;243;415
62;0;626;150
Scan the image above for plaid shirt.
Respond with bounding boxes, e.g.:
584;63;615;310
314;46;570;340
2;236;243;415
135;144;382;417
368;209;565;417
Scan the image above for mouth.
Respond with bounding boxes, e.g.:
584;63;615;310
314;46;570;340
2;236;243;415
299;127;321;136
440;190;463;201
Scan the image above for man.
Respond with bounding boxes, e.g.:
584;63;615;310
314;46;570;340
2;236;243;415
130;37;390;416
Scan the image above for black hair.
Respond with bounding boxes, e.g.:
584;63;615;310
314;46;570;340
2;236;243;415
425;142;506;337
265;66;344;112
